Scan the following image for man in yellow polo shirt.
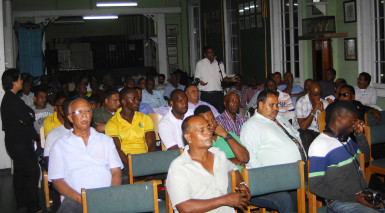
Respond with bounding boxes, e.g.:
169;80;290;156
43;96;65;138
105;88;156;166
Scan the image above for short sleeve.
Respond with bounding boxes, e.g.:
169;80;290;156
44;131;56;157
295;100;307;119
166;163;193;207
159;119;177;149
105;118;119;138
143;114;154;132
107;137;124;169
194;61;203;79
48;142;65;181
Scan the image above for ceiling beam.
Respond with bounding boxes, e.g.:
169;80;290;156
13;7;181;18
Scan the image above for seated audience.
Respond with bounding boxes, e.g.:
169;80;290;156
32;87;54;135
273;72;285;86
297;78;313;101
194;105;249;170
216;92;248;137
101;73;115;91
72;81;88;100
325;78;347;104
240;90;305;212
308;101;382;212
88;94;101;110
241;76;260;109
355;72;377;105
293;82;328;153
48;99;123;213
318;68;336;98
43;95;66;137
166;115;251;213
159;89;193;149
91;89;120;133
20;80;34;107
105;88;156;166
278;72;304;107
155;74;168;90
137;77;146;90
122;76;135;89
134;86;155;115
228;74;247;102
142;78;166;108
163;73;185;100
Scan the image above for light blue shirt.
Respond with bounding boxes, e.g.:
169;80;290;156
277;84;304;108
163;84;185;99
142;89;166;108
139;102;155;114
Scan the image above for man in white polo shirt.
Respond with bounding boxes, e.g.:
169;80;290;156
48;99;123;213
355;72;377;105
159;89;193;150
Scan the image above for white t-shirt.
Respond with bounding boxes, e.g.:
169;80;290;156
158;109;194;149
44;125;72;157
194;58;226;92
48;128;123;195
166;146;237;213
354;85;377;105
20;92;34;107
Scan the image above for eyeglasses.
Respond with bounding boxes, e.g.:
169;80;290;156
339;92;349;97
70;109;92;115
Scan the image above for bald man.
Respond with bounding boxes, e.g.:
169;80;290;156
293;82;328;153
216;92;248;137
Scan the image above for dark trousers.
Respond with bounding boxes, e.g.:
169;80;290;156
200;91;225;113
57;198;82;213
6;142;40;212
298;129;319;155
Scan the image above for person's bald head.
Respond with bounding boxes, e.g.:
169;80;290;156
309;82;322;103
68;99;92;131
224;92;240;115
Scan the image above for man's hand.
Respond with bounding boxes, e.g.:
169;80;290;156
95;122;106;133
353;120;365;136
355;192;383;209
214;124;228;138
373;110;382;124
223;191;250;210
236;184;251;201
230;76;240;83
314;100;324;111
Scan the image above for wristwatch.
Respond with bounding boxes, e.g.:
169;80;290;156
224;133;233;141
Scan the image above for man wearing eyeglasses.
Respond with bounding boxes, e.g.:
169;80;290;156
48;98;123;213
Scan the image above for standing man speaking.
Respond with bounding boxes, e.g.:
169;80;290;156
195;46;237;113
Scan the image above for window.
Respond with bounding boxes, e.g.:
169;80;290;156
188;0;202;76
373;0;385;84
270;0;302;81
224;0;240;75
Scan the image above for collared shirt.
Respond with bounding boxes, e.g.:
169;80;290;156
44;125;72;157
292;94;328;132
156;101;219;117
92;104;114;128
246;90;262;109
216;110;247;137
163;84;185;99
159;109;194;149
277;91;294;114
105;108;154;155
139;102;155;115
43;111;62;138
277;84;304;108
213;131;244;171
48;128;123;194
155;83;169;91
20;92;34;107
195;58;226;92
142;89;166;108
32;104;54;134
240;113;304;168
228;85;248;101
241;87;260;108
354;85;377;105
166;146;237;213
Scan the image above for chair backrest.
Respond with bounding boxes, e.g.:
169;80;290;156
317;110;326;133
128;149;181;184
82;181;159;213
365;111;385;145
148;113;163;141
40;126;45;148
366;111;385;126
241;161;306;213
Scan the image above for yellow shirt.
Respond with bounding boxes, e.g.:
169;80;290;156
105;108;154;155
43;111;62;138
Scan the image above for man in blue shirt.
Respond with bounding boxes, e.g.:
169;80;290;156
134;86;154;114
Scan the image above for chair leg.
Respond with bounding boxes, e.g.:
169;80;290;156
43;170;50;209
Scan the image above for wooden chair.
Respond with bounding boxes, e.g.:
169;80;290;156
237;161;306;213
148;113;166;150
364;111;385;183
81;181;159;213
307;153;366;213
317;110;326;133
39;126;51;209
128;149;183;213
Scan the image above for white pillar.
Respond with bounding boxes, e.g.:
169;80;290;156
157;14;167;76
3;0;14;69
0;0;12;170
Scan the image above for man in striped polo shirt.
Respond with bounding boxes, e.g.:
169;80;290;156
309;101;383;212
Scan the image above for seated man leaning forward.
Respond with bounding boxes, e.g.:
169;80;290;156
105;88;156;166
308;101;384;212
241;90;306;212
194;105;249;170
166;115;251;213
48;98;123;213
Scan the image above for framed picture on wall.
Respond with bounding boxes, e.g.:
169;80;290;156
343;1;356;23
245;16;250;29
257;15;263;28
250;15;256;28
344;38;357;60
167;46;177;56
239;3;244;16
169;64;179;74
166;24;178;36
168;56;178;64
167;37;177;45
239;18;245;30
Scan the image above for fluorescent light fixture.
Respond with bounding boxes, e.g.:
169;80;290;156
83;15;118;20
96;2;137;7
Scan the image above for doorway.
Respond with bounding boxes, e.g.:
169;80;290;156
312;39;333;81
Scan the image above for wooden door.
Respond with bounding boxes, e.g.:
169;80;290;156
312;39;333;81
